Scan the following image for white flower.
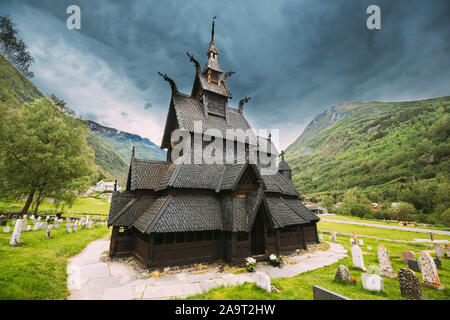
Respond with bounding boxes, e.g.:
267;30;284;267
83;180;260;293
246;257;256;264
269;254;277;260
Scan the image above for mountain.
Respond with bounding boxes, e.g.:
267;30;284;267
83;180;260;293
285;96;450;208
87;120;166;164
0;54;165;185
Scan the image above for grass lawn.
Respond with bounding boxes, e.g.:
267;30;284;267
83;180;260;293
317;220;450;241
0;198;110;216
318;214;450;232
186;234;450;300
0;225;111;299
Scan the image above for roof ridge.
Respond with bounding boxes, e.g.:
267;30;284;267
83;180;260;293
216;165;227;192
109;198;137;225
168;162;183;187
279;197;308;223
145;195;173;234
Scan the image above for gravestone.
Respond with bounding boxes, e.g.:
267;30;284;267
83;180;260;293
358;239;364;246
47;224;53;230
429;232;434;241
66;227;72;233
445;244;450;258
254;272;271;292
398;268;423;300
74;224;78;232
434;244;444;259
39;222;48;230
30;215;34;220
312;286;352;300
335;265;352;282
37;216;42;221
33;222;40;231
350;238;355;245
408;259;420;272
54;223;60;228
366;245;372;251
9;219;22;246
419;251;444;290
45;230;51;238
361;273;383;292
402;251;415;264
331;232;337;242
20;219;27;232
26;225;31;232
3;226;11;233
377;244;396;278
23;215;27;219
352;245;366;271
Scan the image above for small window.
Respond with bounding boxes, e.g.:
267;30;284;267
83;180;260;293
205;231;212;241
119;227;125;233
187;232;194;242
154;233;164;245
176;232;184;243
166;233;174;244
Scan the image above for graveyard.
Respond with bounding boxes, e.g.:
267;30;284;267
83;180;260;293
0;216;109;299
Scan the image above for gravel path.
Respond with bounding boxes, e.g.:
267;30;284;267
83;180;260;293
320;218;450;236
67;239;347;300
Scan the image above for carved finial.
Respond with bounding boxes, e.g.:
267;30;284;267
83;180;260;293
238;96;251;113
186;52;201;75
157;72;178;94
114;179;117;192
132;146;135;158
268;133;272;142
280;150;285;161
222;70;235;82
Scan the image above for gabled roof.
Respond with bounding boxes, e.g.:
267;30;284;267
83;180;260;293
203;57;223;73
108;193;135;225
198;73;232;98
130;159;171;190
264;196;319;228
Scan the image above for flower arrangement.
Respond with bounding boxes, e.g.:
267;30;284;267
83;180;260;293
269;254;282;267
351;277;357;284
245;257;256;272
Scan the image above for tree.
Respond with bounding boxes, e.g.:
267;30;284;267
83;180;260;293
0;98;95;214
0;16;34;77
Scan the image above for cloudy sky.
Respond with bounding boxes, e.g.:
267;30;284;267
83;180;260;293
1;0;449;149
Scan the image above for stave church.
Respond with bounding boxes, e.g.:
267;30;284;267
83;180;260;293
107;20;320;268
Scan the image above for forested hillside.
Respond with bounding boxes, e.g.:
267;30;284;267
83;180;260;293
286;96;450;224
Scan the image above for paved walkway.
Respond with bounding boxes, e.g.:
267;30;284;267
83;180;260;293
320;218;450;236
67;239;347;300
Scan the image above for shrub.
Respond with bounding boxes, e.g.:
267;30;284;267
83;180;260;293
269;254;282;267
245;257;256;272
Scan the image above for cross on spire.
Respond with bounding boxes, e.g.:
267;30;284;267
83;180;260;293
280;150;285;160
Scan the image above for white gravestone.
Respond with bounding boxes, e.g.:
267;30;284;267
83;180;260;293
434;244;445;259
352;245;366;271
419;251;444;290
47;224;53;230
359;239;364;246
20;219;27;231
445;244;450;258
37;216;41;221
254;272;271;292
377;244;396;278
366;246;372;251
361;273;384;292
331;232;337;242
3;226;11;233
9;219;22;246
33;222;40;231
26;225;31;232
39;222;48;230
67;227;73;233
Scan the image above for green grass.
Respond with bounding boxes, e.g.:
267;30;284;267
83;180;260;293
186;234;450;300
0;198;111;216
317;220;450;241
318;214;450;232
0;225;110;299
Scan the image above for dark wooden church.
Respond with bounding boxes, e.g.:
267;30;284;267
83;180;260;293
108;20;320;268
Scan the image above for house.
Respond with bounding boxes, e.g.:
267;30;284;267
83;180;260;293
107;20;320;268
94;180;121;192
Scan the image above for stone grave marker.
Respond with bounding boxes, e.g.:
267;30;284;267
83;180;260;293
54;222;60;228
429;232;434;241
402;251;415;264
33;222;40;231
3;226;11;233
366;245;372;251
377;244;396;278
398;268;423;300
434;244;444;259
39;222;48;230
312;286;352;300
26;225;31;232
331;232;337;242
20;219;27;232
358;239;364;246
419;251;444;290
74;224;78;232
445;244;450;258
361;273;383;292
48;224;53;230
255;272;271;292
45;229;51;238
9;219;22;246
352;245;366;271
30;215;34;220
407;259;420;272
66;227;73;233
37;216;41;221
335;265;352;283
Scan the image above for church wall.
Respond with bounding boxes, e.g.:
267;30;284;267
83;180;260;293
109;226;134;258
303;222;319;244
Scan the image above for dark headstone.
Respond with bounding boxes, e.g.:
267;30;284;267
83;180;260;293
429;232;434;241
407;259;420;272
434;257;442;269
312;285;352;300
398;268;423;300
335;265;352;283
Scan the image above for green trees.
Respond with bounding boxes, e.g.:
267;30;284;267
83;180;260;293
0;98;95;214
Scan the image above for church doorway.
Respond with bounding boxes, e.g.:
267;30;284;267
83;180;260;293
250;208;266;255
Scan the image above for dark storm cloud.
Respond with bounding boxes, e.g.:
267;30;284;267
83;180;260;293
1;0;449;147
